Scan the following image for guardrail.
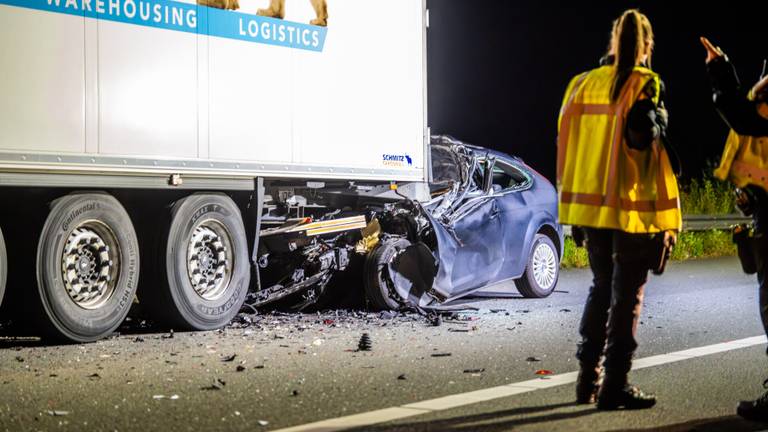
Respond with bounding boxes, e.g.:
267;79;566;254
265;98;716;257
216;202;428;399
562;214;751;236
683;214;751;231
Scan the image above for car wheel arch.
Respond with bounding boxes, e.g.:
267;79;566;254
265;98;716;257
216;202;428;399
536;223;562;259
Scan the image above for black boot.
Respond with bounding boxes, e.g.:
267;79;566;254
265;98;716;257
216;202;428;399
597;380;656;410
576;366;600;404
737;379;768;422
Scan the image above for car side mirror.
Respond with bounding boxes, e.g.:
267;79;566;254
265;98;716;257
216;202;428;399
482;157;496;195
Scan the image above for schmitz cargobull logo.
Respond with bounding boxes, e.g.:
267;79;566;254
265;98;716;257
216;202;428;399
382;154;413;168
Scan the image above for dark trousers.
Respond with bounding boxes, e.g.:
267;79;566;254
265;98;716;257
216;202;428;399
576;228;653;384
751;194;768;348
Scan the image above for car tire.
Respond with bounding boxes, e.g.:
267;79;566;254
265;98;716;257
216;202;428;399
364;237;411;311
35;193;140;342
515;233;559;298
143;194;249;331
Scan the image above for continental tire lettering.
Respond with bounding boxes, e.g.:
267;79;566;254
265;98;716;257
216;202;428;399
117;257;138;311
198;280;243;316
61;202;100;231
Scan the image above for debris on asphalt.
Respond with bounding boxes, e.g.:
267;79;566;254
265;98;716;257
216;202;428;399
428;314;442;327
357;333;372;351
463;368;485;374
258;420;269;426
161;330;174;340
526;357;542;362
133;337;145;343
431;353;452;357
14;356;23;362
380;311;398;319
255;365;265;369
448;328;470;333
220;354;237;362
46;410;70;417
236;365;246;372
153;395;179;400
201;378;226;391
291;389;300;397
312;339;324;346
559;309;572;313
87;373;101;380
397;374;407;380
535;369;554;376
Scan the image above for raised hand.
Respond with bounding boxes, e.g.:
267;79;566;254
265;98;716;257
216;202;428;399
700;37;725;64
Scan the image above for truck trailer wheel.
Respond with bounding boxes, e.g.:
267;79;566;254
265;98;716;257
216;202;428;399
36;194;139;342
146;194;249;330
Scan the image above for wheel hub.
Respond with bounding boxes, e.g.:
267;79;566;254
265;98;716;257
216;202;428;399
61;223;119;310
187;222;233;301
532;242;557;290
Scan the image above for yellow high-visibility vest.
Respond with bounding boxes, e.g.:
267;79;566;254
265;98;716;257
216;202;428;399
714;129;768;190
557;65;682;233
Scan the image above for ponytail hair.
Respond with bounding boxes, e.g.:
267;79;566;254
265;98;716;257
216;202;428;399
610;9;654;102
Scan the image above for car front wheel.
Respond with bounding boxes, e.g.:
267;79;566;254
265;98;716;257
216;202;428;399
515;233;559;298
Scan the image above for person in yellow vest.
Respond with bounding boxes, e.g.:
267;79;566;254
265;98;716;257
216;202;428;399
701;36;768;422
557;9;682;410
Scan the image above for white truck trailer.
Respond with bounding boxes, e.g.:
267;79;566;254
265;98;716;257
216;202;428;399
0;0;429;341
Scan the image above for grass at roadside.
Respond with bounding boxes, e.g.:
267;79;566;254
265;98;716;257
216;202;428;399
679;177;734;215
560;229;736;269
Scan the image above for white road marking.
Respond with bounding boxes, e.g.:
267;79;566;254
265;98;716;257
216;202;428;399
273;335;767;432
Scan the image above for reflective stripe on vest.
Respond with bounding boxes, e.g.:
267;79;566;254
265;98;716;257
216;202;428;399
557;65;682;233
715;130;768;190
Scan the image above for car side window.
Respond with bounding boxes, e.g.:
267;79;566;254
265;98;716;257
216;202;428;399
492;161;530;191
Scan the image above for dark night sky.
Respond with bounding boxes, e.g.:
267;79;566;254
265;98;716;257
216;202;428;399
426;1;768;183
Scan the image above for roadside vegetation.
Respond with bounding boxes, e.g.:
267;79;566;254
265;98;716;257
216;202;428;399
560;177;738;269
680;177;734;215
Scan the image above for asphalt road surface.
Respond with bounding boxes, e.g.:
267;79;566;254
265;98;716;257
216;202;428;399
2;257;768;432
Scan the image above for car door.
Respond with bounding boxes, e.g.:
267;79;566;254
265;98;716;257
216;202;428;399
490;159;534;281
441;159;506;296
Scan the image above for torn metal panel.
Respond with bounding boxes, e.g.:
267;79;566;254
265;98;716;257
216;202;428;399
380;135;563;309
250;135;563;312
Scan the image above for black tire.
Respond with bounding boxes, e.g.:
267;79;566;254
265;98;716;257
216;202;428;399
515;233;559;298
143;194;249;330
0;228;6;312
364;237;411;311
36;193;139;342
